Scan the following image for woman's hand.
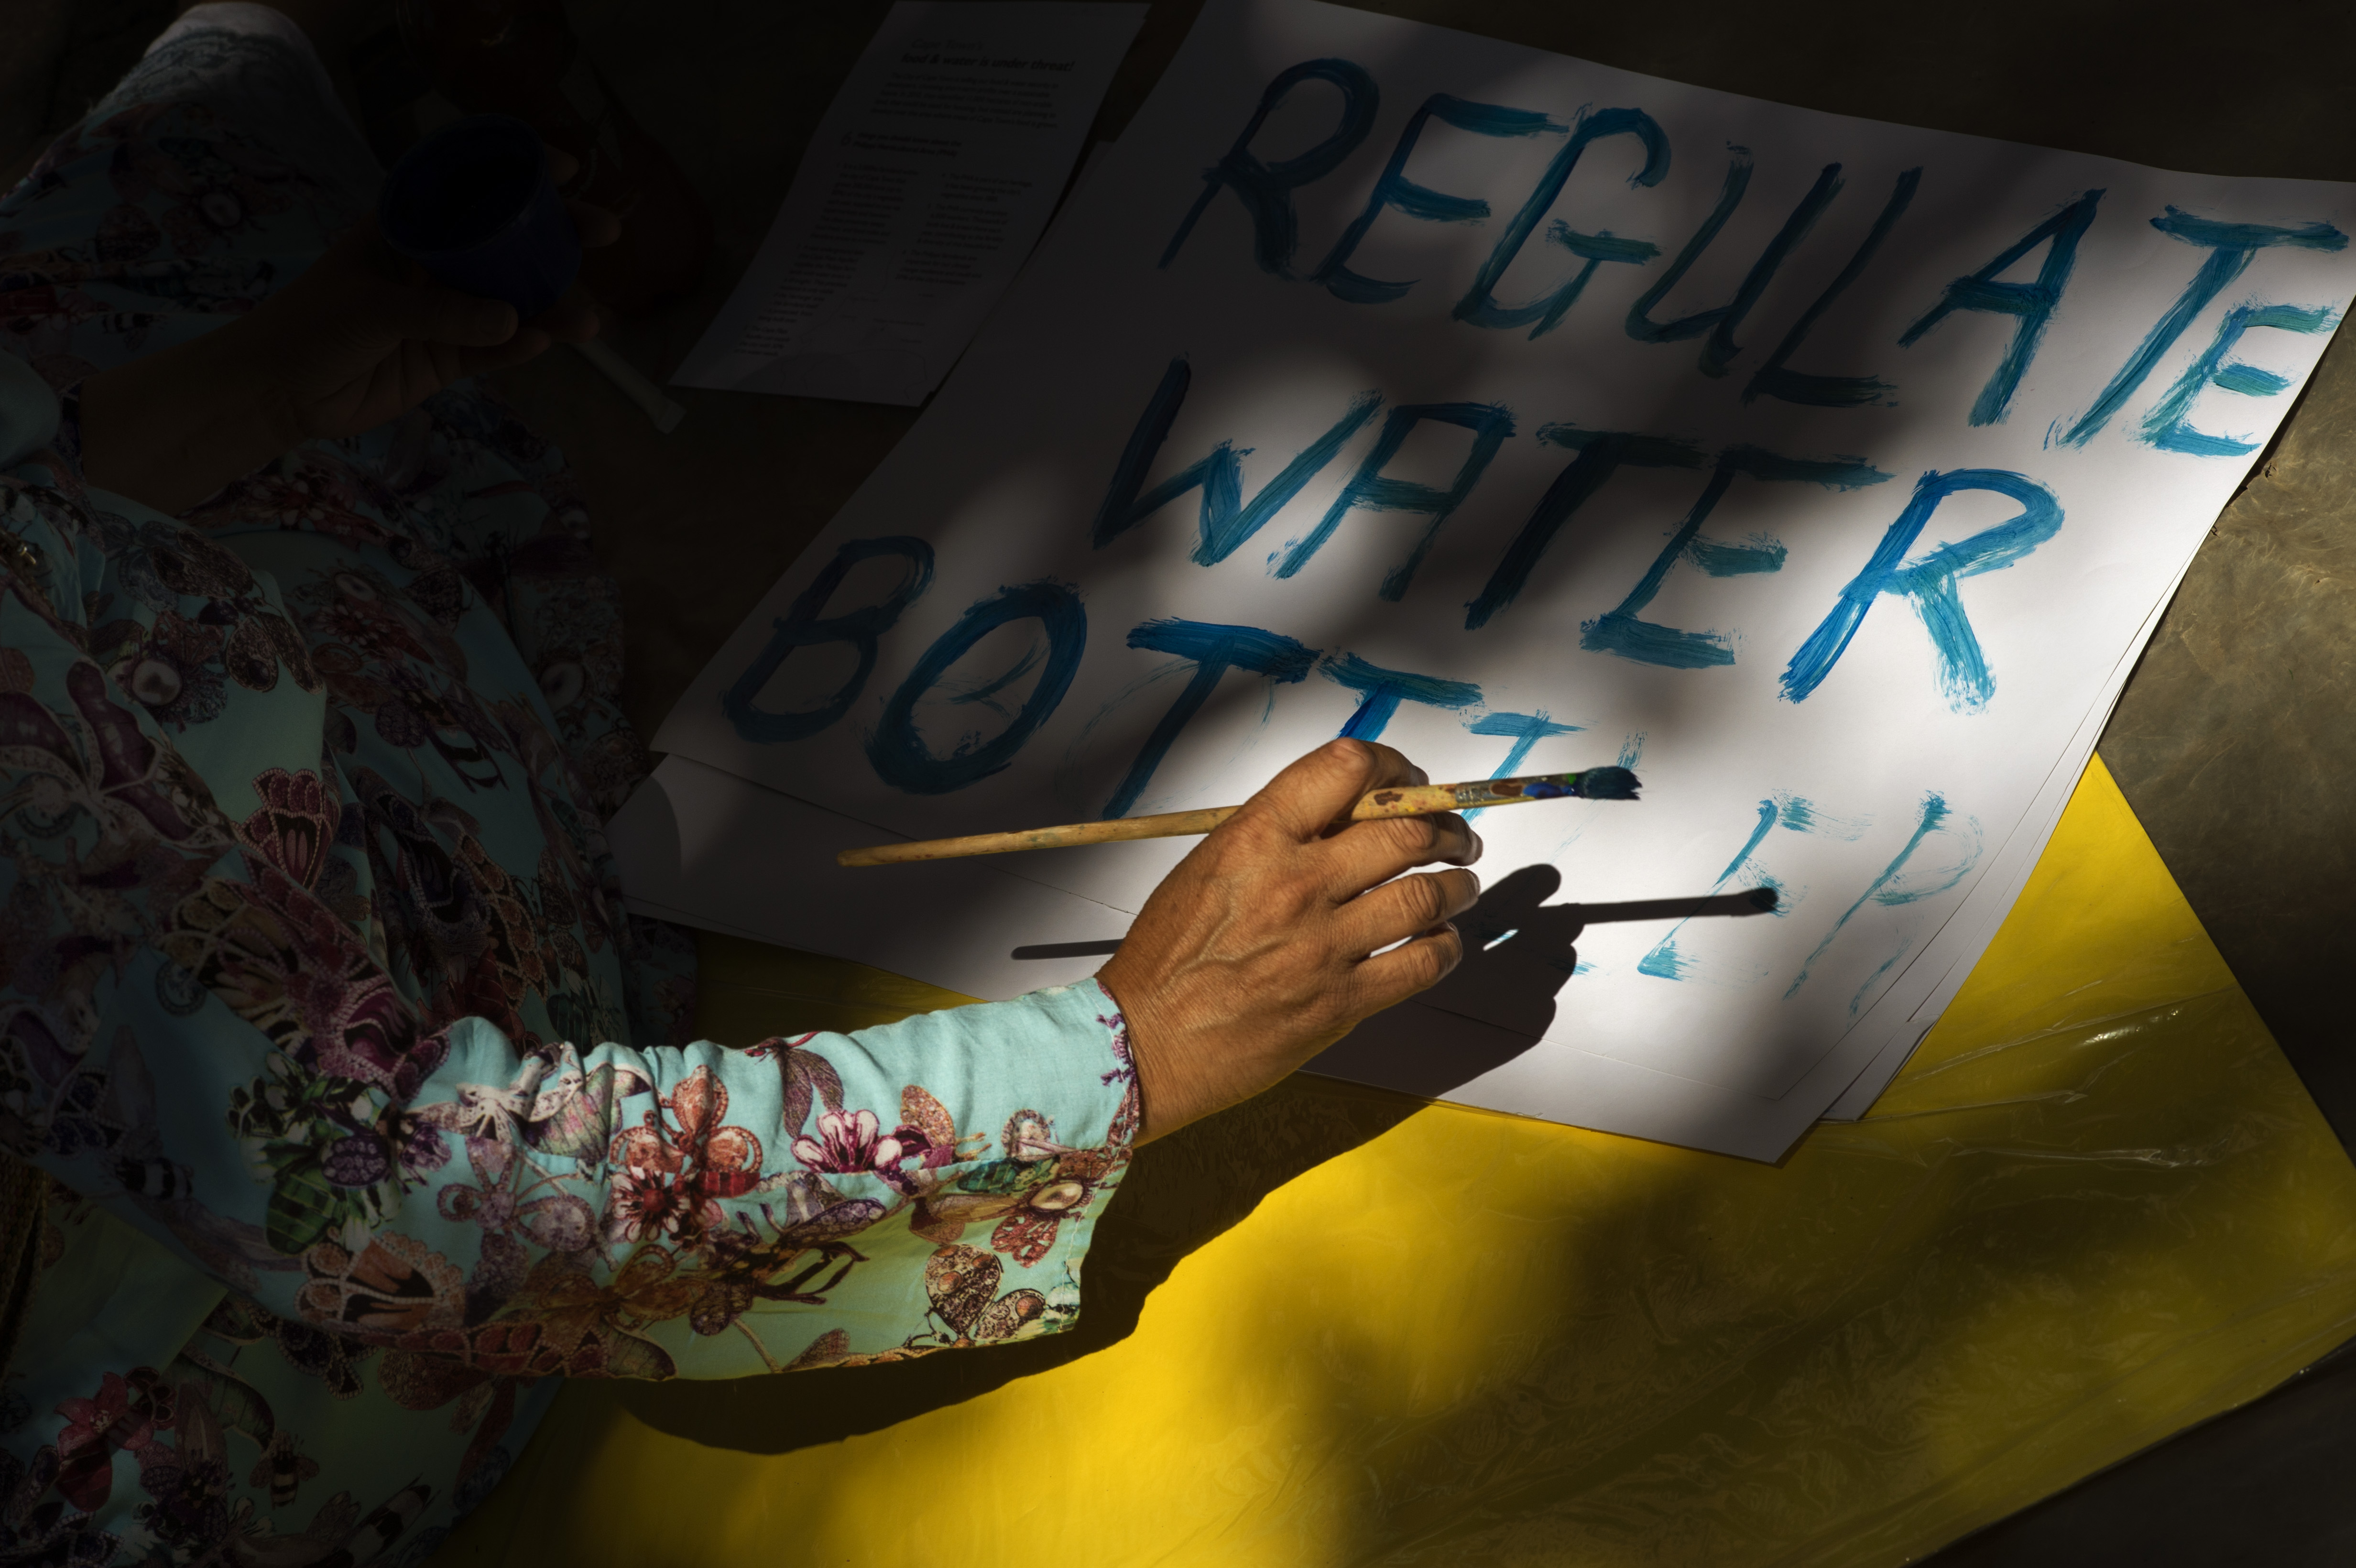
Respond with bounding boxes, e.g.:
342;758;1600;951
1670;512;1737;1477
1098;739;1484;1144
78;151;618;514
229;208;611;445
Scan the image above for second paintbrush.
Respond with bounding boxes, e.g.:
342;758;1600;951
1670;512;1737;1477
837;766;1641;867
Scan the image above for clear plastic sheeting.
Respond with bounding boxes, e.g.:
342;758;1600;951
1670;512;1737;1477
437;758;2356;1567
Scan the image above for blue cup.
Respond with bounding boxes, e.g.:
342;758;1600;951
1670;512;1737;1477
378;114;581;321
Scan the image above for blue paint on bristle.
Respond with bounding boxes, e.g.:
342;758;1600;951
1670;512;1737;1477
1575;766;1639;800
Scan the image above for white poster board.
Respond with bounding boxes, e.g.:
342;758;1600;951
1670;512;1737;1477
639;0;2356;1157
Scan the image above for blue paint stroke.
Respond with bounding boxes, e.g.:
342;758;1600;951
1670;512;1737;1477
1627;157;1846;377
1463;710;1582;818
1160;58;1378;277
1849;938;1912;1018
1583;446;1890;669
1453;106;1671;337
1533;228;1661;336
2059;208;2347;446
1898;190;2103;425
2140;302;2339;455
1780;468;2062;710
939;641;1042;718
1773;792;1870;841
1636;941;1695;980
1314;95;1566;305
1639;797;1778;981
1279;403;1516;599
1714;797;1783;881
1321;653;1481;740
1686;533;1787;577
724;536;933;745
1102;620;1317;817
1637;937;1770;987
1626;154;1752;343
1470;709;1582;773
1873;811;1981;905
1638;785;1882;982
867;580;1085;795
1785;792;1954;999
1746;167;1922;407
1616;732;1646;769
1091;358;1383;563
1466;425;1704;630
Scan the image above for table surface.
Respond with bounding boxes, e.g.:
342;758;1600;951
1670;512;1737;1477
435;758;2356;1566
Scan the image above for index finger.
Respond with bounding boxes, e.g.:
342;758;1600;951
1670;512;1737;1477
1242;738;1427;843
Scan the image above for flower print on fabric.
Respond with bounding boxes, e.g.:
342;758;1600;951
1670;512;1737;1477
77;512;321;733
0;18;1138;1564
607;1067;763;1251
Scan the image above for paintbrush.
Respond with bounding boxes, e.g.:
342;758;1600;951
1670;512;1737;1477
837;766;1641;867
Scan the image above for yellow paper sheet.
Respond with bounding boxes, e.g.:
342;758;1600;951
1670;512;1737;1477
435;757;2356;1566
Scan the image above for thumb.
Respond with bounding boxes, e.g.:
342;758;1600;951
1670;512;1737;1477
393;283;519;347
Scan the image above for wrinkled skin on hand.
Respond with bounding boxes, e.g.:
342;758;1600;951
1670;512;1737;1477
1099;739;1484;1143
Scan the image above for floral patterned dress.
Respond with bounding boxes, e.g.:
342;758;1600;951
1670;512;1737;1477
0;9;1138;1565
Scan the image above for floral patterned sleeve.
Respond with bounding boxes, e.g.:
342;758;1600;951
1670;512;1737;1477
0;367;1139;1383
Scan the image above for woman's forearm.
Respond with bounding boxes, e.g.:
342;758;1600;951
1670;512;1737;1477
76;318;308;514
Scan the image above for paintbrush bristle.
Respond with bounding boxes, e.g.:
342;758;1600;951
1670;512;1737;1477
1577;766;1640;800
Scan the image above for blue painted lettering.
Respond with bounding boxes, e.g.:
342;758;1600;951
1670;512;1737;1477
867;581;1087;794
1465;425;1705;630
1160;59;1380;276
1780;469;2062;710
1453;107;1671;337
1626;158;1845;377
1785;792;1974;998
2140;301;2338;456
1091;358;1382;563
1322;653;1481;740
1584;446;1891;669
723;537;933;744
1277;402;1516;599
1746;167;1921;407
1103;620;1318;817
1314;95;1566;305
1898;190;2102;425
2059;208;2346;446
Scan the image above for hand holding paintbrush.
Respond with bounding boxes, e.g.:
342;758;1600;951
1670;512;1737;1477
902;739;1638;1146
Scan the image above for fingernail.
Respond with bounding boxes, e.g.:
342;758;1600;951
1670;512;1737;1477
1469;831;1485;862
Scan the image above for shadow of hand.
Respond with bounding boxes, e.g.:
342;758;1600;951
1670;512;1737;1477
1418;864;1586;1037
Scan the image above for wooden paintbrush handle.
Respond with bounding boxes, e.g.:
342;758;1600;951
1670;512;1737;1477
1346;783;1467;819
835;805;1240;866
836;769;1624;867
